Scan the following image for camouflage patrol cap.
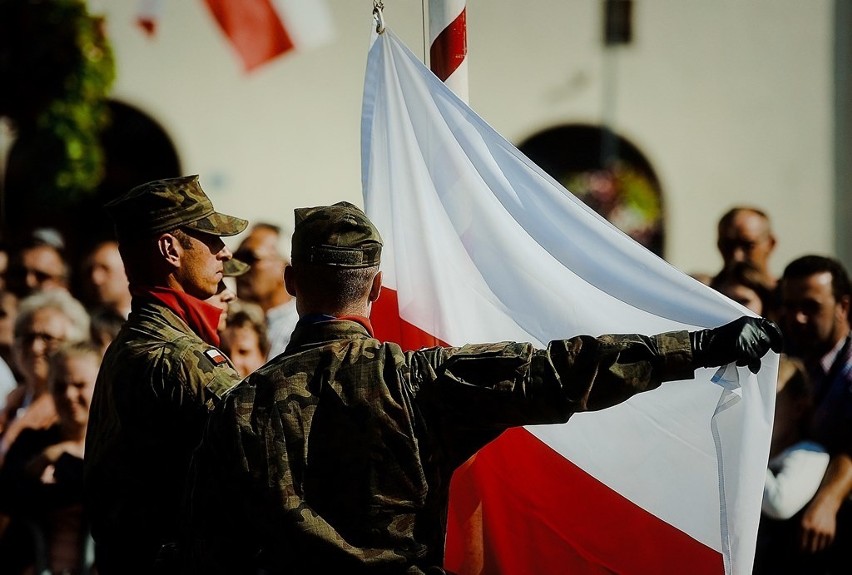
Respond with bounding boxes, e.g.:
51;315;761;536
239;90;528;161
291;201;382;268
223;257;250;277
104;175;248;240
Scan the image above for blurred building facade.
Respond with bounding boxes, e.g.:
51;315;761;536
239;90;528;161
2;0;850;276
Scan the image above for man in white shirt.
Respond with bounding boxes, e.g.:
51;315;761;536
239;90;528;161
233;223;298;359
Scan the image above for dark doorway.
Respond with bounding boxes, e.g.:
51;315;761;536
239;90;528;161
2;100;181;267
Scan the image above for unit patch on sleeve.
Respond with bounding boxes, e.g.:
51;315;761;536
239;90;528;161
205;347;228;366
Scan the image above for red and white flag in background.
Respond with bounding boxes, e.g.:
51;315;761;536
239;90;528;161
136;0;163;37
362;29;779;575
202;0;334;72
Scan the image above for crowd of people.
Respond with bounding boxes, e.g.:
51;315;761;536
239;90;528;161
0;177;841;574
701;206;852;574
0;178;294;574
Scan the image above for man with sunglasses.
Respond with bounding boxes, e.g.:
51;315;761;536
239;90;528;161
233;222;298;359
83;175;247;575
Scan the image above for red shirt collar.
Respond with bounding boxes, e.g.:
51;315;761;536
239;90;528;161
336;315;375;337
132;286;222;346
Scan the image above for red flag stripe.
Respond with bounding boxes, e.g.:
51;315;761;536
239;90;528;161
203;0;294;72
446;429;723;574
429;8;467;82
371;287;447;350
370;291;722;573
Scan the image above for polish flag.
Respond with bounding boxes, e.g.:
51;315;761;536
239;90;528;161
202;0;334;72
136;0;163;37
361;29;779;575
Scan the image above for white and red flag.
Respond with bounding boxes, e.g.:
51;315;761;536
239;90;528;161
136;0;163;37
362;29;779;575
202;0;334;72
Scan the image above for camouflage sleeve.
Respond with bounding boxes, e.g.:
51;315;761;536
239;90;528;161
412;330;693;428
543;330;693;412
172;342;242;410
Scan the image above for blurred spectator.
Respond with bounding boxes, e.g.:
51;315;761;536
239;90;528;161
778;255;852;572
206;257;248;334
0;240;10;292
31;228;65;252
0;289;19;366
0;291;90;466
0;290;19;410
88;308;125;358
710;260;776;318
754;355;829;574
234;222;297;358
0;341;100;575
7;235;70;299
765;356;827;516
219;301;269;378
207;281;238;334
80;240;131;320
716;206;777;286
207;253;261;378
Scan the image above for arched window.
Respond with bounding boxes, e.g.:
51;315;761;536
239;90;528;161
518;124;665;257
3;100;181;262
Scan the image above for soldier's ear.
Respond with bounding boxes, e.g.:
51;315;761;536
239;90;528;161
368;271;382;303
284;265;297;297
158;233;181;268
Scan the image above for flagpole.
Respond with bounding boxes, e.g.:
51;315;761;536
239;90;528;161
427;0;468;103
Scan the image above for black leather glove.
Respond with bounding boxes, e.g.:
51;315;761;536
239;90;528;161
689;317;784;374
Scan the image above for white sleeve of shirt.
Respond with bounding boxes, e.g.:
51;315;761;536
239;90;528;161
763;440;830;520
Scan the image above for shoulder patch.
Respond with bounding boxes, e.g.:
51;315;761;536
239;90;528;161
205;347;229;366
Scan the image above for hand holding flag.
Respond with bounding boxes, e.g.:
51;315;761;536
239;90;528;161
691;317;784;373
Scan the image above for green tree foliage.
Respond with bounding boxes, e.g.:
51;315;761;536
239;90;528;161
0;0;115;203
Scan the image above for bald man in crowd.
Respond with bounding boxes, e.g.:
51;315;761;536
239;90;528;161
716;206;778;287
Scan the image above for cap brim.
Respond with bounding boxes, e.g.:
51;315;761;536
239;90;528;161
184;212;248;237
223;258;250;277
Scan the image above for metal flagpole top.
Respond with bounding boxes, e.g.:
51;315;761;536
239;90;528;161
373;1;386;34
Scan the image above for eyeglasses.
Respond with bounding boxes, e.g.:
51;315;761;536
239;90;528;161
232;251;258;265
16;331;65;349
7;266;66;284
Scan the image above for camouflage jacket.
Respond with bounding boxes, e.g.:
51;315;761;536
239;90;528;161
189;318;693;575
84;298;241;571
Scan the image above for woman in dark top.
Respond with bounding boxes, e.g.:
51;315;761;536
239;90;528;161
0;341;100;575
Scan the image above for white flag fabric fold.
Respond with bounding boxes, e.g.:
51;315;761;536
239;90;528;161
362;28;778;575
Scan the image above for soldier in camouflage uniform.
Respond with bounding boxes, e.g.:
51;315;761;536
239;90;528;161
188;201;783;574
83;175;248;575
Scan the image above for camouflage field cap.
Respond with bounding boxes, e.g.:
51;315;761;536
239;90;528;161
291;201;382;268
223;257;250;277
105;175;248;239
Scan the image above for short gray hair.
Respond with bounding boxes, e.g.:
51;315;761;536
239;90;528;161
14;290;91;344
